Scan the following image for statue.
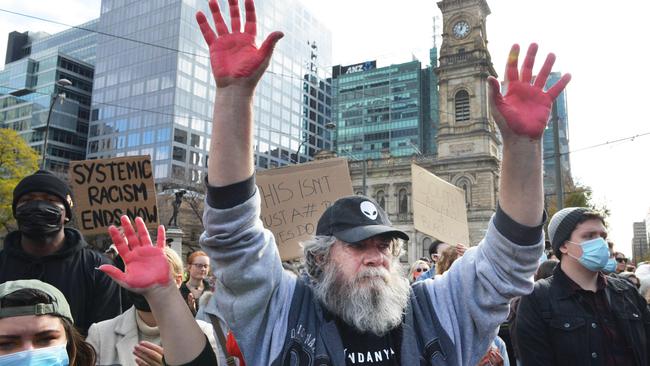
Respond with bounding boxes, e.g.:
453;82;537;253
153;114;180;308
168;190;186;227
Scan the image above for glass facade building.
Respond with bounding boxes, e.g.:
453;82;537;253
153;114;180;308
331;57;435;160
87;0;333;186
1;21;97;172
542;71;571;195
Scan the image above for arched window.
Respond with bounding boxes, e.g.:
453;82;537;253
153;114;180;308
457;178;471;208
398;189;408;215
455;90;470;122
376;190;386;210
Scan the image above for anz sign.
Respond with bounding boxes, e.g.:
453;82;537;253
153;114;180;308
334;61;377;77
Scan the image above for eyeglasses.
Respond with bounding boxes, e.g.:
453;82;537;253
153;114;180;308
191;263;209;269
615;258;628;263
415;268;428;273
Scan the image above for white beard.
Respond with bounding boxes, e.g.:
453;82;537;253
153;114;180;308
313;258;410;336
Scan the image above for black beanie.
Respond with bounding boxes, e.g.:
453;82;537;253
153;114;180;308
547;207;593;257
12;170;72;219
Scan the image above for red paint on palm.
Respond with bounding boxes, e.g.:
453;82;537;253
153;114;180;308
196;0;283;87
488;43;571;139
99;216;171;289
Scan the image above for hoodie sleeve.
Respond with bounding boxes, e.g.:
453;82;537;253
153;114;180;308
425;206;544;365
200;178;296;366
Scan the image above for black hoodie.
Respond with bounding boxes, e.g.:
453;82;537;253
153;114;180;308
0;228;122;334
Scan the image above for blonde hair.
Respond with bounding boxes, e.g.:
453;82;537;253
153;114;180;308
435;245;459;275
163;247;184;277
409;260;430;281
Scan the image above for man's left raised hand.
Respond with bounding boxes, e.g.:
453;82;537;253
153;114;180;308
488;43;571;140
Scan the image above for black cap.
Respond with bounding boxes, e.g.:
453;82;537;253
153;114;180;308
12;170;72;219
316;195;409;243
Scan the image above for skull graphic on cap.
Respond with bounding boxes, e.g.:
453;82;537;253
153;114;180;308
360;201;378;220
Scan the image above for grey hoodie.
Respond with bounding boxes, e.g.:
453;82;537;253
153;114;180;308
200;184;542;365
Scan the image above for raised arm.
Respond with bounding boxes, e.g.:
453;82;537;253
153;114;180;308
196;0;283;186
99;217;213;365
426;43;571;364
488;43;570;225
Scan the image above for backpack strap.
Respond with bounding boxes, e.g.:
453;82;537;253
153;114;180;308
208;314;238;366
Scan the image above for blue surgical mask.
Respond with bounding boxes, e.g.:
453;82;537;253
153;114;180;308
567;237;610;272
603;258;617;273
0;344;69;366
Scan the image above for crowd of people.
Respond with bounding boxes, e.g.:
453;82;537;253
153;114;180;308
1;0;648;365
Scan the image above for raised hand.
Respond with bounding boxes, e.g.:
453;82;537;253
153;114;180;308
488;43;571;140
99;216;171;292
196;0;284;88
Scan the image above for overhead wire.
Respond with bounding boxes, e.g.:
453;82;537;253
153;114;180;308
2;7;640;160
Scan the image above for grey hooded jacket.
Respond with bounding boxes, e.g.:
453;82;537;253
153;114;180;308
200;177;543;365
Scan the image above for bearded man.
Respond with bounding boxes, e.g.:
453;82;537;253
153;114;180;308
190;0;571;364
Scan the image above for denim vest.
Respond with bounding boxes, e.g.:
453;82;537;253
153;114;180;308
271;279;458;366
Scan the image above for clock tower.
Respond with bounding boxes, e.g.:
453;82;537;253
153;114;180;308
433;0;501;245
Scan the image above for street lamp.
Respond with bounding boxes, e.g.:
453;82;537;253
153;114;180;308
41;78;72;169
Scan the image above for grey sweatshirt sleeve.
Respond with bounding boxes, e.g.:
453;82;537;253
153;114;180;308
425;208;544;365
200;188;296;365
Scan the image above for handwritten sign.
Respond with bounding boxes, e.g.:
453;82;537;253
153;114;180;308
68;156;158;235
257;158;353;260
411;163;469;246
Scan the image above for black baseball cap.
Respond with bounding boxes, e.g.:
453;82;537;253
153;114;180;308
316;195;409;244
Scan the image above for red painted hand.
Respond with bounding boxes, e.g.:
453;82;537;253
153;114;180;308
196;0;284;88
488;43;571;140
99;216;171;292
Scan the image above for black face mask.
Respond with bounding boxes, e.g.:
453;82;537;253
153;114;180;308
126;290;151;312
15;201;64;242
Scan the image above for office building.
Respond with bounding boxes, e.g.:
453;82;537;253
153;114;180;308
87;0;333;186
1;26;95;171
542;71;572;196
331;58;434;160
633;220;649;264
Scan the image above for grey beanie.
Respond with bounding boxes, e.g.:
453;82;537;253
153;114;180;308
547;207;594;256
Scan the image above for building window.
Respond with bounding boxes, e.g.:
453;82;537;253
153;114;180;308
376;190;386;210
398;189;408;215
457;177;472;208
172;146;186;162
455;90;470;122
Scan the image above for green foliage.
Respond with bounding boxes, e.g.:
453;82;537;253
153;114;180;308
0;128;39;231
546;179;610;223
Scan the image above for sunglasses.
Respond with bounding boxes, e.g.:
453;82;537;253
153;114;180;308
615;258;628;263
415;268;428;273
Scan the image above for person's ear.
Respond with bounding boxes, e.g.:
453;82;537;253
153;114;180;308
559;242;569;255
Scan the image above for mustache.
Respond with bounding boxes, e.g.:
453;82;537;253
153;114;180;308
354;267;389;283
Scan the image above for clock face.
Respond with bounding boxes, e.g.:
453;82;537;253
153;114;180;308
452;20;470;39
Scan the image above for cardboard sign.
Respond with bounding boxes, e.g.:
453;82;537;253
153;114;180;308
256;158;353;260
68;156;158;235
411;163;470;246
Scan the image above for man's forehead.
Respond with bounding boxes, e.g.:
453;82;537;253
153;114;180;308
574;219;607;235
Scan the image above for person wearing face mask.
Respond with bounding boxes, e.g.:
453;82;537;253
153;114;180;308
516;207;650;365
0;170;121;335
0;279;97;366
86;246;218;366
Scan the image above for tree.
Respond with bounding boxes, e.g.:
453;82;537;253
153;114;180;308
0;128;39;232
545;179;610;222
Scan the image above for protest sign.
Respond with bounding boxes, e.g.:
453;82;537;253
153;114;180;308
411;163;470;246
68;155;158;235
257;158;353;260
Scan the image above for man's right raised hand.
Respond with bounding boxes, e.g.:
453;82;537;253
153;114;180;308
196;0;284;89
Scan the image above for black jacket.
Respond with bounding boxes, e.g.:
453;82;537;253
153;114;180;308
515;266;650;366
0;228;121;334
